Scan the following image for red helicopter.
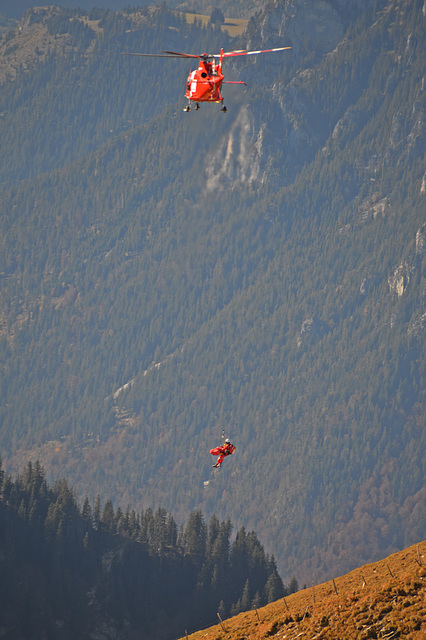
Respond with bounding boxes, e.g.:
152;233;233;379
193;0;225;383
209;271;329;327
122;46;291;112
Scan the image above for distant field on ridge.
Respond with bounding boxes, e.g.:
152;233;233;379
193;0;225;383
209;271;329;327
178;11;248;37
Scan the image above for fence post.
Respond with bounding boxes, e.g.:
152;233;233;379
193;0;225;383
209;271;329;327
217;612;227;633
333;578;338;595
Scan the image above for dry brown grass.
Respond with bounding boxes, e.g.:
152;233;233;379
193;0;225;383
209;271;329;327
179;541;426;640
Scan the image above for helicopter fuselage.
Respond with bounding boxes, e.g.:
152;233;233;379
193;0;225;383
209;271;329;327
185;58;224;103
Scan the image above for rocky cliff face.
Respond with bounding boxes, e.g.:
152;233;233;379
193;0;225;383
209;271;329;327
210;0;425;194
205;0;372;188
247;0;376;58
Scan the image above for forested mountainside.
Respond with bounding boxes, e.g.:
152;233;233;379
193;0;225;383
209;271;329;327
0;460;286;639
0;1;261;21
0;0;425;587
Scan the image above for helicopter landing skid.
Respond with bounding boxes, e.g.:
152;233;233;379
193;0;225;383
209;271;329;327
183;102;200;112
183;102;226;112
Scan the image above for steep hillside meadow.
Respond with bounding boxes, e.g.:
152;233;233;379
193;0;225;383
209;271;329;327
180;541;426;640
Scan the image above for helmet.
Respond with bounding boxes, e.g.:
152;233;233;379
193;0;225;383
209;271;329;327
225;438;230;443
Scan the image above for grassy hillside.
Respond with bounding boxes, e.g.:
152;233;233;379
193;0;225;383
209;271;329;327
180;540;426;639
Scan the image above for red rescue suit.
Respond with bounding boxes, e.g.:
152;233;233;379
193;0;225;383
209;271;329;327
210;442;236;467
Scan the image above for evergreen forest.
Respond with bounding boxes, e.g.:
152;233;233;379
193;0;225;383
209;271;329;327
0;0;425;590
0;459;286;638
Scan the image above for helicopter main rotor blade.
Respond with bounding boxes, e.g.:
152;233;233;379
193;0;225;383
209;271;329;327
121;52;193;58
162;50;206;59
212;46;292;58
122;47;291;60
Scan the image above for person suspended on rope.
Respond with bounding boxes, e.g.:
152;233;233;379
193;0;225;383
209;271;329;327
210;437;236;468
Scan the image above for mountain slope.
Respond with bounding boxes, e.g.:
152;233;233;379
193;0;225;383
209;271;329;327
179;540;426;640
0;0;425;585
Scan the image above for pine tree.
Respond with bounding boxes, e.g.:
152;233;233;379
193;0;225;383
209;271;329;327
289;575;299;594
184;510;207;562
101;499;115;533
241;578;251;610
